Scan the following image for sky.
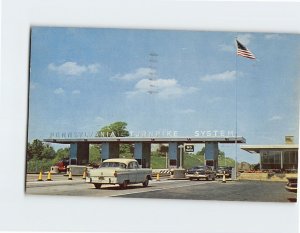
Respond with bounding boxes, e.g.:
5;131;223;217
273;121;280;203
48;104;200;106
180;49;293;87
28;27;300;163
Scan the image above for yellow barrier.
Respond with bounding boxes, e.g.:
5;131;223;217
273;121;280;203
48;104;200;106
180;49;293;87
46;171;52;181
68;171;73;180
82;170;86;179
222;172;226;183
37;171;43;181
156;173;160;181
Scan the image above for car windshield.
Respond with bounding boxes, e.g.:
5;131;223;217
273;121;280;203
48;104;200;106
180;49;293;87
100;162;127;168
194;166;205;170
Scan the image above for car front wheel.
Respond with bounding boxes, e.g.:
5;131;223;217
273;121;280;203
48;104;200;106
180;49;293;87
120;180;128;189
142;179;149;187
94;183;102;189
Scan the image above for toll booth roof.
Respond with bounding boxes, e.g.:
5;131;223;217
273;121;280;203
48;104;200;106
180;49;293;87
44;136;246;144
241;144;299;153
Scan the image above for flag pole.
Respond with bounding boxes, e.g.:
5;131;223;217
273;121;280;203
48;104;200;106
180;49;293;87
234;37;256;178
235;37;238;179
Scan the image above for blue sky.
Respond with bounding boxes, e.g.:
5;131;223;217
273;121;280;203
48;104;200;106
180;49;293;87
28;27;300;163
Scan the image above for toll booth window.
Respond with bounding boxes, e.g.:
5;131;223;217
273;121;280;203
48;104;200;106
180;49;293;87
206;160;214;166
170;160;177;166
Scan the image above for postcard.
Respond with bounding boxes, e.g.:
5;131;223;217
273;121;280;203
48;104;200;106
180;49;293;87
26;27;299;203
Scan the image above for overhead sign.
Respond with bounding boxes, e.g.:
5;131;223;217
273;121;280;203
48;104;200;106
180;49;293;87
185;144;194;152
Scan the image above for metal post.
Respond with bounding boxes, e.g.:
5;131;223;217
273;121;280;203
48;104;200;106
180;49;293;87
178;145;184;169
280;151;283;170
166;152;168;169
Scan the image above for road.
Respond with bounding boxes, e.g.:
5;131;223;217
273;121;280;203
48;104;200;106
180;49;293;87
25;174;296;202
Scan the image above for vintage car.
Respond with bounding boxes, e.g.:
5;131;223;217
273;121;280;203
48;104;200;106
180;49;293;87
86;158;152;189
186;165;216;181
285;177;297;193
216;166;232;178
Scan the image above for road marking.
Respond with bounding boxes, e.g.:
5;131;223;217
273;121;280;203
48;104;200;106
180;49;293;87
110;181;215;197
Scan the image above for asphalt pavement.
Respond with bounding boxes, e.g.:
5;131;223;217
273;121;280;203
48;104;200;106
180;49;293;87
25;174;296;202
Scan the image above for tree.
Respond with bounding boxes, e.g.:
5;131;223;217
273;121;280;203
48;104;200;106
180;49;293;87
96;121;129;137
96;121;131;157
52;148;70;164
27;139;45;160
41;144;56;160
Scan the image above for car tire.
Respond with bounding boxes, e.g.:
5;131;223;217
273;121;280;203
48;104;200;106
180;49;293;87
120;180;128;189
94;183;102;189
142;178;149;187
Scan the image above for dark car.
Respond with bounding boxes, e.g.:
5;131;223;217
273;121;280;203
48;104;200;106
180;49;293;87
285;177;297;193
186;165;216;181
216;166;232;178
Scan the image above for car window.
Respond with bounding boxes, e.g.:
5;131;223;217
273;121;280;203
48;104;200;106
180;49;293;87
101;162;126;168
128;162;139;169
128;162;133;169
133;162;139;169
119;163;126;169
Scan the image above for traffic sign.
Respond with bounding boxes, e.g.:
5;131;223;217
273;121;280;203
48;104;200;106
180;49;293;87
185;144;194;152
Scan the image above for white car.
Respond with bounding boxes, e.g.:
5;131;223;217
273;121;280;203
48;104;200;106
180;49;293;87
86;158;152;189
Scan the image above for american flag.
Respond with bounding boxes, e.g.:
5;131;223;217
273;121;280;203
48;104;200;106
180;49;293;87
236;40;256;59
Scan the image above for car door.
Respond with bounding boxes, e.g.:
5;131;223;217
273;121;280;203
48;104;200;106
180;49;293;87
127;162;137;183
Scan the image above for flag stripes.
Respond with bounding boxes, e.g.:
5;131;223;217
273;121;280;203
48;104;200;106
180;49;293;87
236;39;256;59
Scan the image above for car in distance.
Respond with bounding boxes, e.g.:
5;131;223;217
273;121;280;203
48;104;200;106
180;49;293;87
86;158;152;189
285;177;297;193
186;165;216;181
216;166;232;178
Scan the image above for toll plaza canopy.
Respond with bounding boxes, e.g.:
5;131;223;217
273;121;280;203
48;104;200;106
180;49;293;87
44;136;246;168
44;136;246;144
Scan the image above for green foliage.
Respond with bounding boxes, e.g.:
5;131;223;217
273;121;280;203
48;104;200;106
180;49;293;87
184;153;205;168
26;158;53;173
218;154;236;167
151;152;167;168
96;121;130;158
41;144;56;160
196;147;205;156
96;121;129;137
27;139;44;160
89;145;101;164
52;148;69;164
150;147;235;169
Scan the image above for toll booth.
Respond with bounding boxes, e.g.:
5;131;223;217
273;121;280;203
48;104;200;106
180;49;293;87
70;143;89;165
204;142;219;170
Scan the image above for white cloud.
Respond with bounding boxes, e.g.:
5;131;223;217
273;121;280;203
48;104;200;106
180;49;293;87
201;71;236;82
48;62;100;76
95;116;104;122
72;90;80;95
219;44;234;52
54;88;64;95
126;78;198;99
269;115;282;121
87;64;101;73
264;34;283;40
237;33;253;46
111;67;155;81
